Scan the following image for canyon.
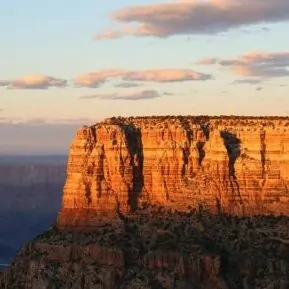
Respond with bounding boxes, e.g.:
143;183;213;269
0;156;66;264
1;116;289;289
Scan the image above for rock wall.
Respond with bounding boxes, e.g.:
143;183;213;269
57;116;289;228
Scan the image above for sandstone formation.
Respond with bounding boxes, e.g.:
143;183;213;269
2;116;289;289
58;116;289;229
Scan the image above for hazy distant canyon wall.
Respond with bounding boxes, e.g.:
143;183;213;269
0;162;66;264
57;116;289;228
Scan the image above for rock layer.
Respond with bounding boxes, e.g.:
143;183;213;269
57;116;289;229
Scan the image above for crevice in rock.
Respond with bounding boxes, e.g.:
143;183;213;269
179;118;193;175
90;126;96;142
84;178;92;205
220;131;241;179
120;124;144;211
200;123;210;140
96;147;105;199
196;141;206;166
221;131;244;213
260;129;266;179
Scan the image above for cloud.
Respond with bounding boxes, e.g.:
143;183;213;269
123;69;211;82
195;57;218;65
256;86;263;91
0;81;10;87
74;69;126;88
75;69;211;87
94;0;289;39
0;75;67;89
80;90;169;101
0;122;83;155
196;51;289;78
94;25;136;40
232;79;263;85
114;82;142;88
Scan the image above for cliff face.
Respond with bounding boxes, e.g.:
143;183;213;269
2;116;289;289
57;116;289;228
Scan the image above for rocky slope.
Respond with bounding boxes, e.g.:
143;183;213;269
1;207;289;289
58;116;289;228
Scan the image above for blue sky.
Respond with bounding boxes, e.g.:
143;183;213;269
0;0;289;153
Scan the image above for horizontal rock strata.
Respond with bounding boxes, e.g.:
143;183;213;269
57;116;289;229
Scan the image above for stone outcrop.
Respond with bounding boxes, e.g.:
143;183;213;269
2;116;289;289
57;116;289;229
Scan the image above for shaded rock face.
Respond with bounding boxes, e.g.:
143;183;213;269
58;116;289;228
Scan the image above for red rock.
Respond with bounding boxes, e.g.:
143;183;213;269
57;116;289;229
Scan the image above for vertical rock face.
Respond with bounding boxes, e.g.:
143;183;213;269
57;116;289;228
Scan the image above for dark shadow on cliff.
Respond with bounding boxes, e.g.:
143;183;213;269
180;118;210;169
220;131;241;178
120;123;144;211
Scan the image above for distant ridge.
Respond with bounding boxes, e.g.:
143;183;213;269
0;155;67;165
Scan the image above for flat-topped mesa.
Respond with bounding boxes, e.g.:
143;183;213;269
57;116;289;229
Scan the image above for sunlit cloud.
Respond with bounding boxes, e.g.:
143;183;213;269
75;69;211;87
0;75;67;90
232;79;264;85
194;57;218;65
94;0;289;39
74;70;126;88
196;51;289;78
114;82;142;88
79;90;171;101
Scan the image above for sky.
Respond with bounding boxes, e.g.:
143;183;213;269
0;0;289;154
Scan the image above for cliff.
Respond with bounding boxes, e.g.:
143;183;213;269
2;116;289;289
57;116;289;229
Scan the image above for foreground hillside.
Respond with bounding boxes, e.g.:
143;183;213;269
1;207;289;289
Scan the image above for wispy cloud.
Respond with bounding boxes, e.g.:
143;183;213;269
94;0;289;39
0;75;67;90
74;69;125;88
0;81;10;87
232;79;264;85
114;82;142;88
80;90;170;101
0;117;97;125
195;57;218;65
196;51;289;78
75;69;211;87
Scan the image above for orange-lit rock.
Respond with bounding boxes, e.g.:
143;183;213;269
57;116;289;228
